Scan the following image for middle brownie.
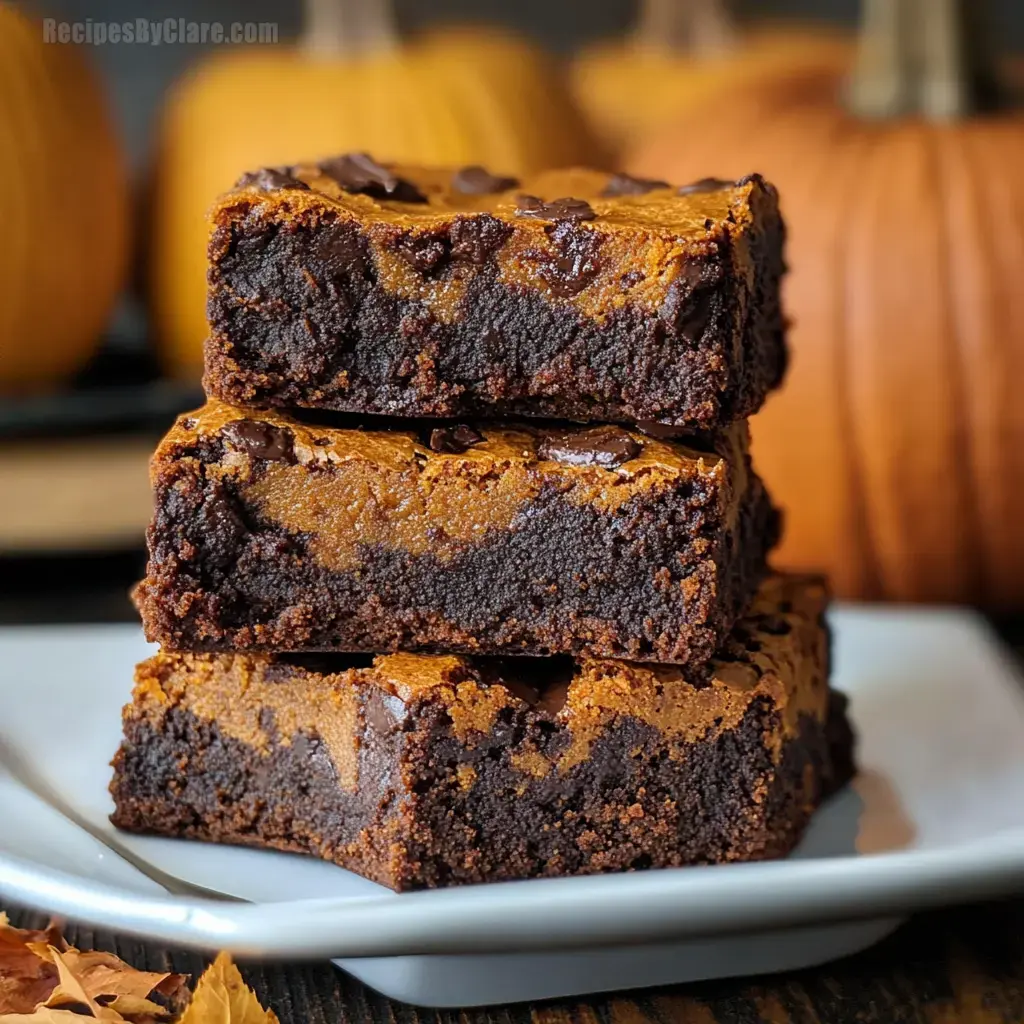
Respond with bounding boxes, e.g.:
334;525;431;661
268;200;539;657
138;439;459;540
136;401;779;665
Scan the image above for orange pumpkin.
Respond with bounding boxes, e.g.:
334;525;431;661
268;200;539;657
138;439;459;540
149;0;599;379
570;0;849;157
630;0;1024;607
0;5;129;392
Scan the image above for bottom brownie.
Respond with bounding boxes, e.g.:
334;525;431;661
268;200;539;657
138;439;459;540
110;575;854;891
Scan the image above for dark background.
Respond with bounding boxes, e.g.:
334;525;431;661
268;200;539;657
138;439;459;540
30;0;1024;166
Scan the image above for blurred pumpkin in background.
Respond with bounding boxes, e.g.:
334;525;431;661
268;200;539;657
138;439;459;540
0;4;129;392
149;0;600;379
630;0;1024;607
570;0;849;157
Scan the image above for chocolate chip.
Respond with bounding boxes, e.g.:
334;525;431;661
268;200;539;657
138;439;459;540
452;165;519;195
364;689;406;735
636;420;689;440
620;269;644;288
180;416;197;430
235;167;310;192
659;259;724;342
222;419;295;463
395;235;449;273
515;194;596;222
484;656;574;713
449;215;511;264
523;219;604;298
535;680;570;716
319;152;427;203
601;172;669;197
500;678;543;706
677;177;736;196
538;426;642;468
429;425;484;454
197;488;247;571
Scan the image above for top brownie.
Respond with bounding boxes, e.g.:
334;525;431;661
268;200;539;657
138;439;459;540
205;155;786;429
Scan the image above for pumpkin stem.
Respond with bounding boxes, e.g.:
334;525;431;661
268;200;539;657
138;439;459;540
632;0;738;56
848;0;1003;119
302;0;398;57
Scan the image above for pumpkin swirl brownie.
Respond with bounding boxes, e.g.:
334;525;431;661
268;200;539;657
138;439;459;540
204;157;786;429
111;575;853;891
135;401;779;665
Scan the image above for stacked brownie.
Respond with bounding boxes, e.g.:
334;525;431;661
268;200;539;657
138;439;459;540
110;156;854;890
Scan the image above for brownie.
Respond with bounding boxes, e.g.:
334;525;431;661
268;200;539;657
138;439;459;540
111;575;852;892
135;401;779;665
204;157;786;429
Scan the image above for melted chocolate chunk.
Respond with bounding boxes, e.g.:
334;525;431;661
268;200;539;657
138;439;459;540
601;173;669;197
221;419;295;463
451;165;519;195
429;425;484;454
498;677;542;706
524;220;604;298
659;259;724;342
319;153;427;204
483;656;574;714
538;426;642;468
449;215;511;264
515;195;596;223
678;177;736;196
364;689;406;735
636;420;690;440
395;235;449;273
236;167;310;192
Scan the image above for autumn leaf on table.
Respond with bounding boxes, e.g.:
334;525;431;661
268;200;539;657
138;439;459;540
0;913;186;1023
177;953;277;1024
0;914;66;1015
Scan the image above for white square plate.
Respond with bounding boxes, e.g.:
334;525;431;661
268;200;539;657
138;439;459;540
1;606;1023;1007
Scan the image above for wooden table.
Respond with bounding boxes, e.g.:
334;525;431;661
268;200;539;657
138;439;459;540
8;898;1024;1022
3;567;1023;1022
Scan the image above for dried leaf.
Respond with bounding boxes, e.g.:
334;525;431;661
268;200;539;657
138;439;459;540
178;954;277;1024
0;918;62;1015
42;947;121;1021
0;918;184;1023
28;945;184;1011
0;1008;102;1023
101;995;168;1019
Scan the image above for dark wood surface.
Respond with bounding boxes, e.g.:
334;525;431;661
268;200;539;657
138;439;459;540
7;899;1024;1022
2;571;1023;1021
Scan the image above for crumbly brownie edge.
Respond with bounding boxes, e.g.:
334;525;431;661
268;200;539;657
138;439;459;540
110;695;851;892
136;449;778;665
203;204;784;428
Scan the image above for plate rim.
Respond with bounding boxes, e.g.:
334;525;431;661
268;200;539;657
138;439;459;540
0;830;1022;959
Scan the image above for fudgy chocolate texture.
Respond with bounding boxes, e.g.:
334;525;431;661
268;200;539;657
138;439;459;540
135;402;779;665
111;576;853;891
204;161;786;429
